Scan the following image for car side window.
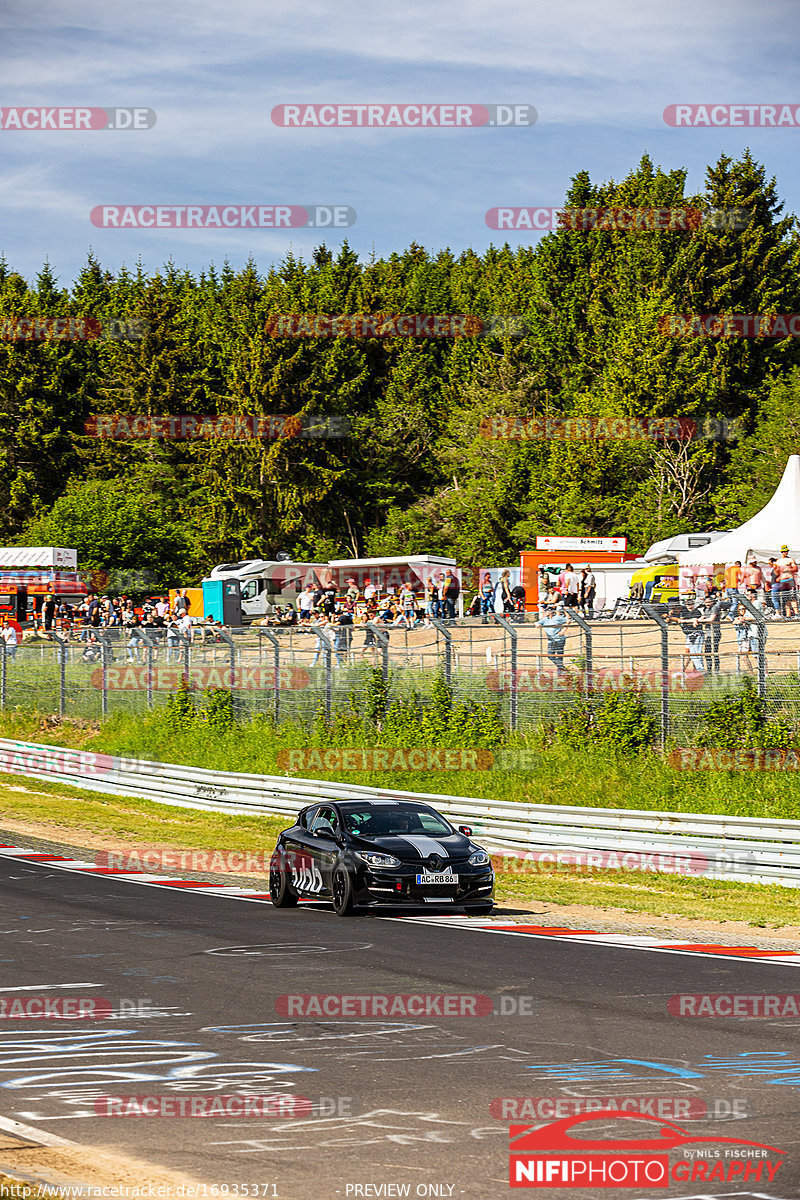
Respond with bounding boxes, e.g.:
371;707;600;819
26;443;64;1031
302;806;320;830
311;806;338;836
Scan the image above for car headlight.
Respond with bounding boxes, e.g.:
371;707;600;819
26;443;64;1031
356;851;402;868
468;848;490;867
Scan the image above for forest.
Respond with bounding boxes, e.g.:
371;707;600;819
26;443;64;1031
1;151;799;587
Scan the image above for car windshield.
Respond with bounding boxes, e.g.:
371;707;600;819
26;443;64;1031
342;805;453;838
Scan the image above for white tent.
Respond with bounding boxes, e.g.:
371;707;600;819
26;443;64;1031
678;455;800;565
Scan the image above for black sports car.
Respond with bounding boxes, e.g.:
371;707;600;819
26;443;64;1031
269;798;494;916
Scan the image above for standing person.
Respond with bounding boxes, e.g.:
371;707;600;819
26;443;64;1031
724;560;742;618
495;570;513;614
344;577;359;604
86;592;102;628
743;558;765;610
178;610;194;644
480;574;494;619
776;545;798;618
424;579;436;621
698;593;724;675
322;579;338;617
298;584;315;620
363;578;377;606
561;563;580;608
309;614;329;667
442;570;460;620
580;566;596;618
173;589;188;617
538;605;567;676
667;599;705;673
734;611;760;674
1;618;18;660
41;591;56;633
432;574;445;619
768;557;781;616
165;614;181;663
332;608;352;666
399;582;416;623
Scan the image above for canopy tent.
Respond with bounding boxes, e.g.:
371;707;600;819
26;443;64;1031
678;455;800;565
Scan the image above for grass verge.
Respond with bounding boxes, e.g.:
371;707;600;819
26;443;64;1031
2;773;800;930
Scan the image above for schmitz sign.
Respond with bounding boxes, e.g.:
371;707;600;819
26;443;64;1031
535;536;627;552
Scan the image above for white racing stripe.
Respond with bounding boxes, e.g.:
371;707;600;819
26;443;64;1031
400;835;449;859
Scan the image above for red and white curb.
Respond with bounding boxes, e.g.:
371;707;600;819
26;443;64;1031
0;845;274;902
393;915;800;966
3;846;800;965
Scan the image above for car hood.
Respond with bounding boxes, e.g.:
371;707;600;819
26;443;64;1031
352;832;472;861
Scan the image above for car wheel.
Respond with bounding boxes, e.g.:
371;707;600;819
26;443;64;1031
269;859;298;908
331;866;355;916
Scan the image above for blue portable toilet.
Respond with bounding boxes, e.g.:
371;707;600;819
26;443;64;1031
202;578;242;626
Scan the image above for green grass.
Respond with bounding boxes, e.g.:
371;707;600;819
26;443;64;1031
3;706;800;929
2;706;797;819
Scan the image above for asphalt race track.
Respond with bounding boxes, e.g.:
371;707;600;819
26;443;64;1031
1;854;800;1200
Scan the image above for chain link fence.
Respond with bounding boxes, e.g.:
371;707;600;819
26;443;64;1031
1;605;798;744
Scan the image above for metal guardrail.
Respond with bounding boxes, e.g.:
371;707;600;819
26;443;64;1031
1;738;799;889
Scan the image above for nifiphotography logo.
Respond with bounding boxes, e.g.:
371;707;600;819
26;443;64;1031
508;1111;785;1188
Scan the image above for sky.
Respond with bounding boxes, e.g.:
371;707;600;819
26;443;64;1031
1;0;799;288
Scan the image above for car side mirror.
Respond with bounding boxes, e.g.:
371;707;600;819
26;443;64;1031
458;825;473;836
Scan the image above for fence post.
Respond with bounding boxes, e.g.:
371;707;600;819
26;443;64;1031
0;640;5;710
99;631;111;717
493;614;518;730
567;608;592;697
258;629;281;722
52;632;67;716
643;603;669;749
371;627;391;715
431;618;452;688
136;629;157;710
736;594;768;700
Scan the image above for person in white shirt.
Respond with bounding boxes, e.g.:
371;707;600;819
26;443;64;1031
178;612;194;642
363;578;377;604
562;563;580;608
298;585;315;619
1;619;18;659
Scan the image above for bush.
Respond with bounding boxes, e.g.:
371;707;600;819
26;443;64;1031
547;688;656;754
695;679;792;749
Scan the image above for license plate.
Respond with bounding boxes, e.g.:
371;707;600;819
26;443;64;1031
416;873;454;885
